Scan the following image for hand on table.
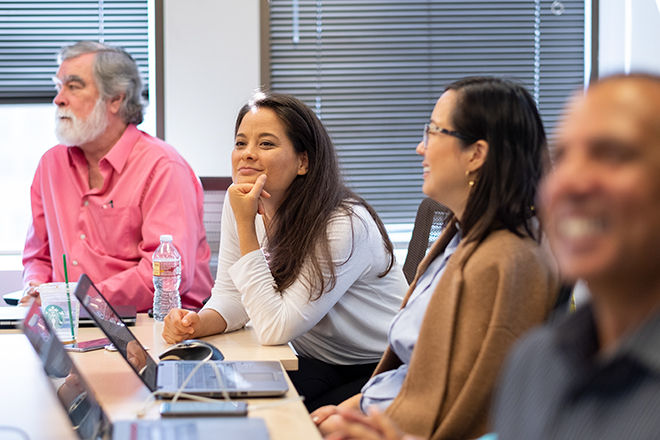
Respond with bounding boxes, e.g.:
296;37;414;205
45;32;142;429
321;406;422;440
19;280;42;306
162;308;200;343
312;394;364;435
312;405;343;434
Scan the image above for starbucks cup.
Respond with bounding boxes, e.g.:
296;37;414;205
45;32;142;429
38;282;80;345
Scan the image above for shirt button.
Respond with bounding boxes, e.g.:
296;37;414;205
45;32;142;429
80;234;86;240
72;260;79;266
83;200;89;207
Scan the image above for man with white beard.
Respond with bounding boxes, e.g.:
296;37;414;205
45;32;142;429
21;41;213;312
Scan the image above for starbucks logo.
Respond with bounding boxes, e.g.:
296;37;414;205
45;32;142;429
44;304;65;328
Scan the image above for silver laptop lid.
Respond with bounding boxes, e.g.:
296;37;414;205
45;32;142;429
74;273;158;392
22;301;112;440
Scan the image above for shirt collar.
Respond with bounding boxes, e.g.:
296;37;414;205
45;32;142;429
66;145;86;168
555;303;660;375
616;308;660;373
555;305;599;367
102;124;140;174
63;124;140;174
446;227;461;253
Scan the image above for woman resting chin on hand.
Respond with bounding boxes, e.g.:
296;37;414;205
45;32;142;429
163;92;408;411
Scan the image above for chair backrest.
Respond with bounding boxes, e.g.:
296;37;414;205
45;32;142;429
402;197;451;284
545;282;576;324
200;177;232;278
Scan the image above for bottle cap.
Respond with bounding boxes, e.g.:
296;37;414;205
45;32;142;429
160;234;173;242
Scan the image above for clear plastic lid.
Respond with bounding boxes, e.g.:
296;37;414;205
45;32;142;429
159;234;173;242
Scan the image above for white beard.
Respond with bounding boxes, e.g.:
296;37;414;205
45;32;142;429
55;97;109;147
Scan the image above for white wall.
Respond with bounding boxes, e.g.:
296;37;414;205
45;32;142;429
599;0;660;76
162;0;660;174
162;0;262;177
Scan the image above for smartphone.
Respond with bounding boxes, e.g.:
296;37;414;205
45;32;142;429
64;337;111;352
159;401;248;417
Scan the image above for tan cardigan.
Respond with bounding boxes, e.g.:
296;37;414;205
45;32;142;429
376;222;559;439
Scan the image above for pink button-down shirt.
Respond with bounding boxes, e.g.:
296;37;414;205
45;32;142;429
23;124;213;312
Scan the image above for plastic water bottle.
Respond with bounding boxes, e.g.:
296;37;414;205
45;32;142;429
152;234;181;321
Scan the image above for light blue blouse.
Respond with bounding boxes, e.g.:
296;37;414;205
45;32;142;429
360;231;461;412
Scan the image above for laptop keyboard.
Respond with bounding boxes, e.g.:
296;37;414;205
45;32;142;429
176;363;236;390
131;421;198;440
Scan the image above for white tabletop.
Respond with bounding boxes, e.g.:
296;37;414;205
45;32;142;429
0;314;320;440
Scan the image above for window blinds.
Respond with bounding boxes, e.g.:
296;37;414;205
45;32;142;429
269;0;585;223
0;0;148;102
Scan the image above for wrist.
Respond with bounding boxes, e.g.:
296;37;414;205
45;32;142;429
23;281;42;296
198;309;228;335
339;393;362;410
236;223;260;256
236;220;258;238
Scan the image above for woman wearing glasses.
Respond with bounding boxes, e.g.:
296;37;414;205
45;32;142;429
313;77;559;439
162;92;407;411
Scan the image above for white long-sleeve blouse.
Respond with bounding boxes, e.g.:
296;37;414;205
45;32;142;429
203;201;407;365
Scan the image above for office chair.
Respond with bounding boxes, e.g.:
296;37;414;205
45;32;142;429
199;177;232;307
199;177;233;278
402;198;451;284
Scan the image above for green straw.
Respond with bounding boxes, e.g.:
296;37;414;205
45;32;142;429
62;254;76;342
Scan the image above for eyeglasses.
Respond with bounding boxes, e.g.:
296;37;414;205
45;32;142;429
423;123;472;149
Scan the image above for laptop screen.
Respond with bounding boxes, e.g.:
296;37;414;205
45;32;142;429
22;302;112;440
74;274;158;392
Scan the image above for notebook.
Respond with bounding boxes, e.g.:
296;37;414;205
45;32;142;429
74;273;289;398
21;301;270;440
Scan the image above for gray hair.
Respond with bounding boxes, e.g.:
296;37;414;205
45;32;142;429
59;41;144;125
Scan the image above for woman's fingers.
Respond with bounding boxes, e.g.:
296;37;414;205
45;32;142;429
311;405;340;426
249;174;267;197
162;309;197;343
229;175;271;222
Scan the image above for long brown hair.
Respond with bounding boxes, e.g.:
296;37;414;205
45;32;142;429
234;92;394;299
444;77;548;243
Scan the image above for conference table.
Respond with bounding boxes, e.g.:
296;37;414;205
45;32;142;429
0;313;322;440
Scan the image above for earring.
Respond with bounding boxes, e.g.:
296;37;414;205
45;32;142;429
466;170;475;187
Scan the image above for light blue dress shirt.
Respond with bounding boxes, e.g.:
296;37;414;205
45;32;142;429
360;231;461;412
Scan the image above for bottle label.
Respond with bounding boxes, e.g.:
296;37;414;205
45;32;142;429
153;260;179;276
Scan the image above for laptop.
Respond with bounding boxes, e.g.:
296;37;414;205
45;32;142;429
3;289;24;305
74;273;289;398
21;301;270;440
0;305;28;329
0;296;136;329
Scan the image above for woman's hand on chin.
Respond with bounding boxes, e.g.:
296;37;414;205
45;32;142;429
228;174;271;224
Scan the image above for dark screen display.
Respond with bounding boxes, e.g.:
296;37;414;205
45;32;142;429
74;274;158;391
22;302;111;440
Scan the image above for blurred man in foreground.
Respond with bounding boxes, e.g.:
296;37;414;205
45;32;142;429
494;73;660;438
